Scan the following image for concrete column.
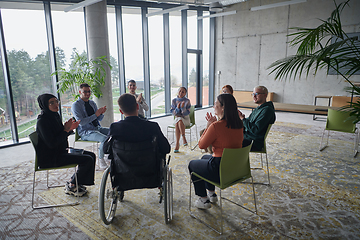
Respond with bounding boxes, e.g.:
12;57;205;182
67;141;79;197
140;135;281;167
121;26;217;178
85;0;113;127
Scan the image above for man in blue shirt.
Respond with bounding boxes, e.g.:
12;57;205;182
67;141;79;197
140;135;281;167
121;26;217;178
72;83;109;170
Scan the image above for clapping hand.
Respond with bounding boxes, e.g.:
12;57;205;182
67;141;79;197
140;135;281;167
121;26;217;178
95;106;107;116
136;93;142;103
177;101;185;109
64;118;80;132
205;112;217;128
238;110;245;120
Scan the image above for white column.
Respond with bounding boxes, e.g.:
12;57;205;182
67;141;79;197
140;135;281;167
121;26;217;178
85;0;114;127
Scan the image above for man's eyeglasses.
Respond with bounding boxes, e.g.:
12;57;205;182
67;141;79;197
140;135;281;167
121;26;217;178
82;90;91;94
251;92;265;97
49;100;60;106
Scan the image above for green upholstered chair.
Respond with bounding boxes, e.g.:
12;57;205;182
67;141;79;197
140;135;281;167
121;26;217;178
319;109;359;157
250;124;272;185
73;127;98;152
29;131;80;209
167;105;198;150
189;143;257;234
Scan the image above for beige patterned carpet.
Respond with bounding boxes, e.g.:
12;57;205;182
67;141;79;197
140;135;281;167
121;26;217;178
1;122;360;239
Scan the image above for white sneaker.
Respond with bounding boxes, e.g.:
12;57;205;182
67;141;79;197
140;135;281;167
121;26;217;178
194;197;211;209
208;193;218;203
98;158;108;170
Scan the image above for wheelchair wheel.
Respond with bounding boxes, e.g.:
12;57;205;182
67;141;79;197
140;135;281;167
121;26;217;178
99;167;118;225
163;165;173;224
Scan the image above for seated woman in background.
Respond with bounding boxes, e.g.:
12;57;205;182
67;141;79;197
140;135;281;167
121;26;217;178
188;94;243;209
170;87;191;153
36;93;96;197
222;84;233;94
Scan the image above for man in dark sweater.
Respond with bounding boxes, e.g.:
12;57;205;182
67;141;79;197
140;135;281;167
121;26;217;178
239;86;276;151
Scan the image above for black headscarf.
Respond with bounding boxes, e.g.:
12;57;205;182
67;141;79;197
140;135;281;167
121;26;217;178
37;93;63;126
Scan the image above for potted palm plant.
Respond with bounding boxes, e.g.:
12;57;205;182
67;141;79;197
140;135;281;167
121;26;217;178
52;51;112;99
268;0;360;122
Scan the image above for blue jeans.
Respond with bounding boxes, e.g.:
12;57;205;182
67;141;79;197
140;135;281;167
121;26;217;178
188;155;221;197
80;126;109;159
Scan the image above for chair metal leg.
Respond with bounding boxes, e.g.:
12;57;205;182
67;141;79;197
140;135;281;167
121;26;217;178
189;129;192;149
249;152;270;186
265;153;270;185
189;176;257;235
219;190;223;234
32;168;80;210
250;153;264;170
353;129;359;157
319;130;329;151
189;178;223;234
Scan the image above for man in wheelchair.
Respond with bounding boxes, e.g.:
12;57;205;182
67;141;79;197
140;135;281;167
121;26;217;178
103;93;171;191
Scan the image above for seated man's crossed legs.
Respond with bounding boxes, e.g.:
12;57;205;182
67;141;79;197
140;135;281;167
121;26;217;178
80;126;109;170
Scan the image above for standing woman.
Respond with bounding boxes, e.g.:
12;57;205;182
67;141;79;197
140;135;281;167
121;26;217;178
170;87;191;153
188;94;243;209
36;94;96;197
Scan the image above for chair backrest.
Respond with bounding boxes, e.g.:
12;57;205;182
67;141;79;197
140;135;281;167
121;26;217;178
262;124;273;151
110;136;163;190
29;131;39;170
326;109;356;133
75;128;81;141
219;143;253;189
189;105;195;126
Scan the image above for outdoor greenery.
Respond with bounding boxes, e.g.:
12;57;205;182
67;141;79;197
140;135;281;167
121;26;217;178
0;47;65;121
268;0;360;122
0;118;36;141
0;47;118;141
53;51;112;99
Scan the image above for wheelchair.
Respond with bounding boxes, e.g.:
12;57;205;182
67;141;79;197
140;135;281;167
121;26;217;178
98;136;173;225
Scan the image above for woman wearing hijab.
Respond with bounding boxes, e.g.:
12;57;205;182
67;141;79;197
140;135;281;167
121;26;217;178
36;93;96;197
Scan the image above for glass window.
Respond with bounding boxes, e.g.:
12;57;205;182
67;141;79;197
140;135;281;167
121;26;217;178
107;6;120;121
202;16;210;107
148;11;164;117
1;6;51;143
122;7;144;93
170;13;182;104
187;10;198;50
0;57;12;146
187;53;197;106
51;6;87;121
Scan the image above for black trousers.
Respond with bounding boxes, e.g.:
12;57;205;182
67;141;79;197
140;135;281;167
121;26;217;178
56;150;96;186
242;138;263;151
188;155;221;197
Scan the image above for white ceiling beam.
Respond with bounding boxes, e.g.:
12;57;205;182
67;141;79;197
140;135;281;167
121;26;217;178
251;0;307;11
197;10;237;19
64;0;103;12
146;5;189;17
